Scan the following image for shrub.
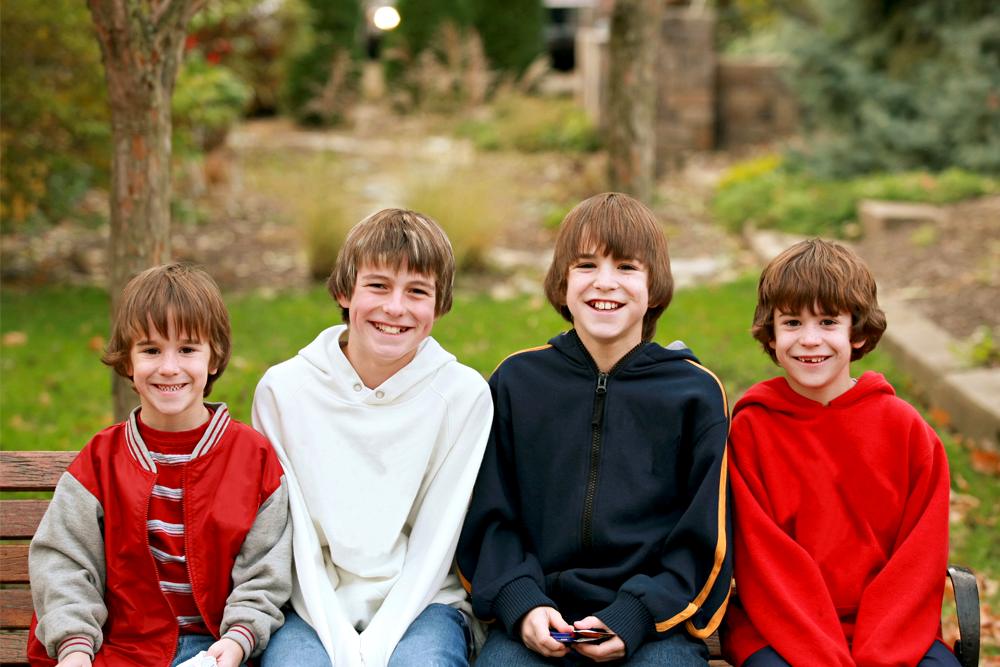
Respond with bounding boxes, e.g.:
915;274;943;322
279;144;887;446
786;0;1000;176
712;157;999;237
470;0;545;77
404;166;515;272
456;94;601;153
0;0;110;232
285;0;362;125
173;55;253;153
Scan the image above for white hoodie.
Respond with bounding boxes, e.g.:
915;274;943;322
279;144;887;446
252;325;492;667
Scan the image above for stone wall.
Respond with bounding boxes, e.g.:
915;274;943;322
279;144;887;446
655;7;716;172
715;56;798;149
576;7;800;168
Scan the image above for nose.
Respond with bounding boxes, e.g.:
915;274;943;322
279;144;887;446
383;288;406;317
160;351;180;374
593;264;618;290
800;324;822;345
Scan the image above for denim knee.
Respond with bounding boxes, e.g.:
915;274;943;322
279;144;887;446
261;610;332;667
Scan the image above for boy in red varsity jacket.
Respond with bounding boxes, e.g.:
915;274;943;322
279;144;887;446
722;240;958;667
28;264;292;667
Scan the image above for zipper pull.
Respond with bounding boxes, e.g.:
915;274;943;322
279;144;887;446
592;373;609;425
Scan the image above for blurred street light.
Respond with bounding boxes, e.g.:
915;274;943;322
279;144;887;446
373;6;400;31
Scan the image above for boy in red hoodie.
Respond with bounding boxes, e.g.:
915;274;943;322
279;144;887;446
722;239;958;667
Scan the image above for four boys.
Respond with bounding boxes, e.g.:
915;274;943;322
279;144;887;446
28;200;959;667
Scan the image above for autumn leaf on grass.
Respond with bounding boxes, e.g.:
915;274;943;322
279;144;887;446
928;407;951;427
1;331;28;346
971;450;1000;476
88;335;106;352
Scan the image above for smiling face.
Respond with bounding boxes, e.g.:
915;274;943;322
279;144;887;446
336;262;438;388
129;315;216;431
565;250;650;370
771;307;866;405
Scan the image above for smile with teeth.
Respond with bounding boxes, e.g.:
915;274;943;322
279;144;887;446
156;383;187;392
373;322;410;335
795;356;829;363
588;300;622;311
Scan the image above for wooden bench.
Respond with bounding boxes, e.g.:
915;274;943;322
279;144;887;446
0;451;981;666
1;451;79;666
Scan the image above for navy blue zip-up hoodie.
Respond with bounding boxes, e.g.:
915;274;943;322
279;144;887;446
457;330;732;657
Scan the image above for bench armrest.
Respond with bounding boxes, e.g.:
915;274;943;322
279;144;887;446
947;565;979;667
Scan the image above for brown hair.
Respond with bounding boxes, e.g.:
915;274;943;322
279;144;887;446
751;238;886;363
102;263;232;396
327;209;456;323
544;193;673;341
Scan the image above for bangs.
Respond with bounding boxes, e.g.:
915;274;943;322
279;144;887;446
353;215;447;278
126;290;209;344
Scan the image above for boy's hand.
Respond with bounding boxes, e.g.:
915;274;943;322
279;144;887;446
207;637;245;667
519;606;573;658
56;652;92;667
571;617;626;662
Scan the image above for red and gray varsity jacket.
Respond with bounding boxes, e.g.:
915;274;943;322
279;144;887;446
28;403;292;667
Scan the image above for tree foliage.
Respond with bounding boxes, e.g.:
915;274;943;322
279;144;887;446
471;0;545;77
787;0;1000;176
0;0;110;232
285;0;362;124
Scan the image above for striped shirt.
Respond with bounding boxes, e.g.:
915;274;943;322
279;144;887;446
138;411;212;635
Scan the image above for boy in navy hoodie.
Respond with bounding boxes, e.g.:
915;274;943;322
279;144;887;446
458;193;732;666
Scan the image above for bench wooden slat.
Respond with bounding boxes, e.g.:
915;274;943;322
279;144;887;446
0;631;29;666
0;451;77;491
0;589;34;629
0;545;30;583
0;500;50;540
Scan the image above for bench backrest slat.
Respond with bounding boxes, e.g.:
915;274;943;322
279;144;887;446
0;545;30;584
0;633;29;666
0;500;51;541
0;590;34;629
0;451;77;491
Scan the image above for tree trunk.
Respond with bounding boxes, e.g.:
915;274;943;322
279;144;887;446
88;0;205;422
606;0;663;204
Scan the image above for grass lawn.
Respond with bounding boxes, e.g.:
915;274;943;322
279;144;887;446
2;277;997;623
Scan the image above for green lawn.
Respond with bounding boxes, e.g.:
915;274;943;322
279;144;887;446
2;278;997;599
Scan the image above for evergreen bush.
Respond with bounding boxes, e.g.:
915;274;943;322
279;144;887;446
787;0;1000;176
471;0;545;77
285;0;362;125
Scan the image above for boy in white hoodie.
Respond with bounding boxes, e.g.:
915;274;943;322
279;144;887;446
252;209;493;667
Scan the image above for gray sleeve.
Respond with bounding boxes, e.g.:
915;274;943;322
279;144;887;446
220;476;293;659
29;472;107;662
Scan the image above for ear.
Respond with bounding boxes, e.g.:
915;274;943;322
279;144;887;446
336;294;351;310
852;338;867;349
769;340;776;349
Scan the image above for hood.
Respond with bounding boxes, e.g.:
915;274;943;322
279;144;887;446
733;370;894;418
297;324;457;403
548;329;701;374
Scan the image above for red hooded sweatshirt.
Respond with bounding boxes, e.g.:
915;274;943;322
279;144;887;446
722;371;950;667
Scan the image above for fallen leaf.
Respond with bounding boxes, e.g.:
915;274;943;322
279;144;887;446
88;335;105;352
1;331;28;346
928;407;951;427
38;392;50;407
953;474;969;491
971;450;1000;476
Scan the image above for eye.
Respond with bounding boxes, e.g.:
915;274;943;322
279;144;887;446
783;319;801;327
575;261;596;269
410;287;431;296
140;347;159;355
180;346;197;354
619;262;639;271
821;318;838;326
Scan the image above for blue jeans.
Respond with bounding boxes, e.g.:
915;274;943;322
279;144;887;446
171;634;219;667
475;627;710;666
743;639;961;667
261;610;333;667
388;603;473;667
261;605;471;667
